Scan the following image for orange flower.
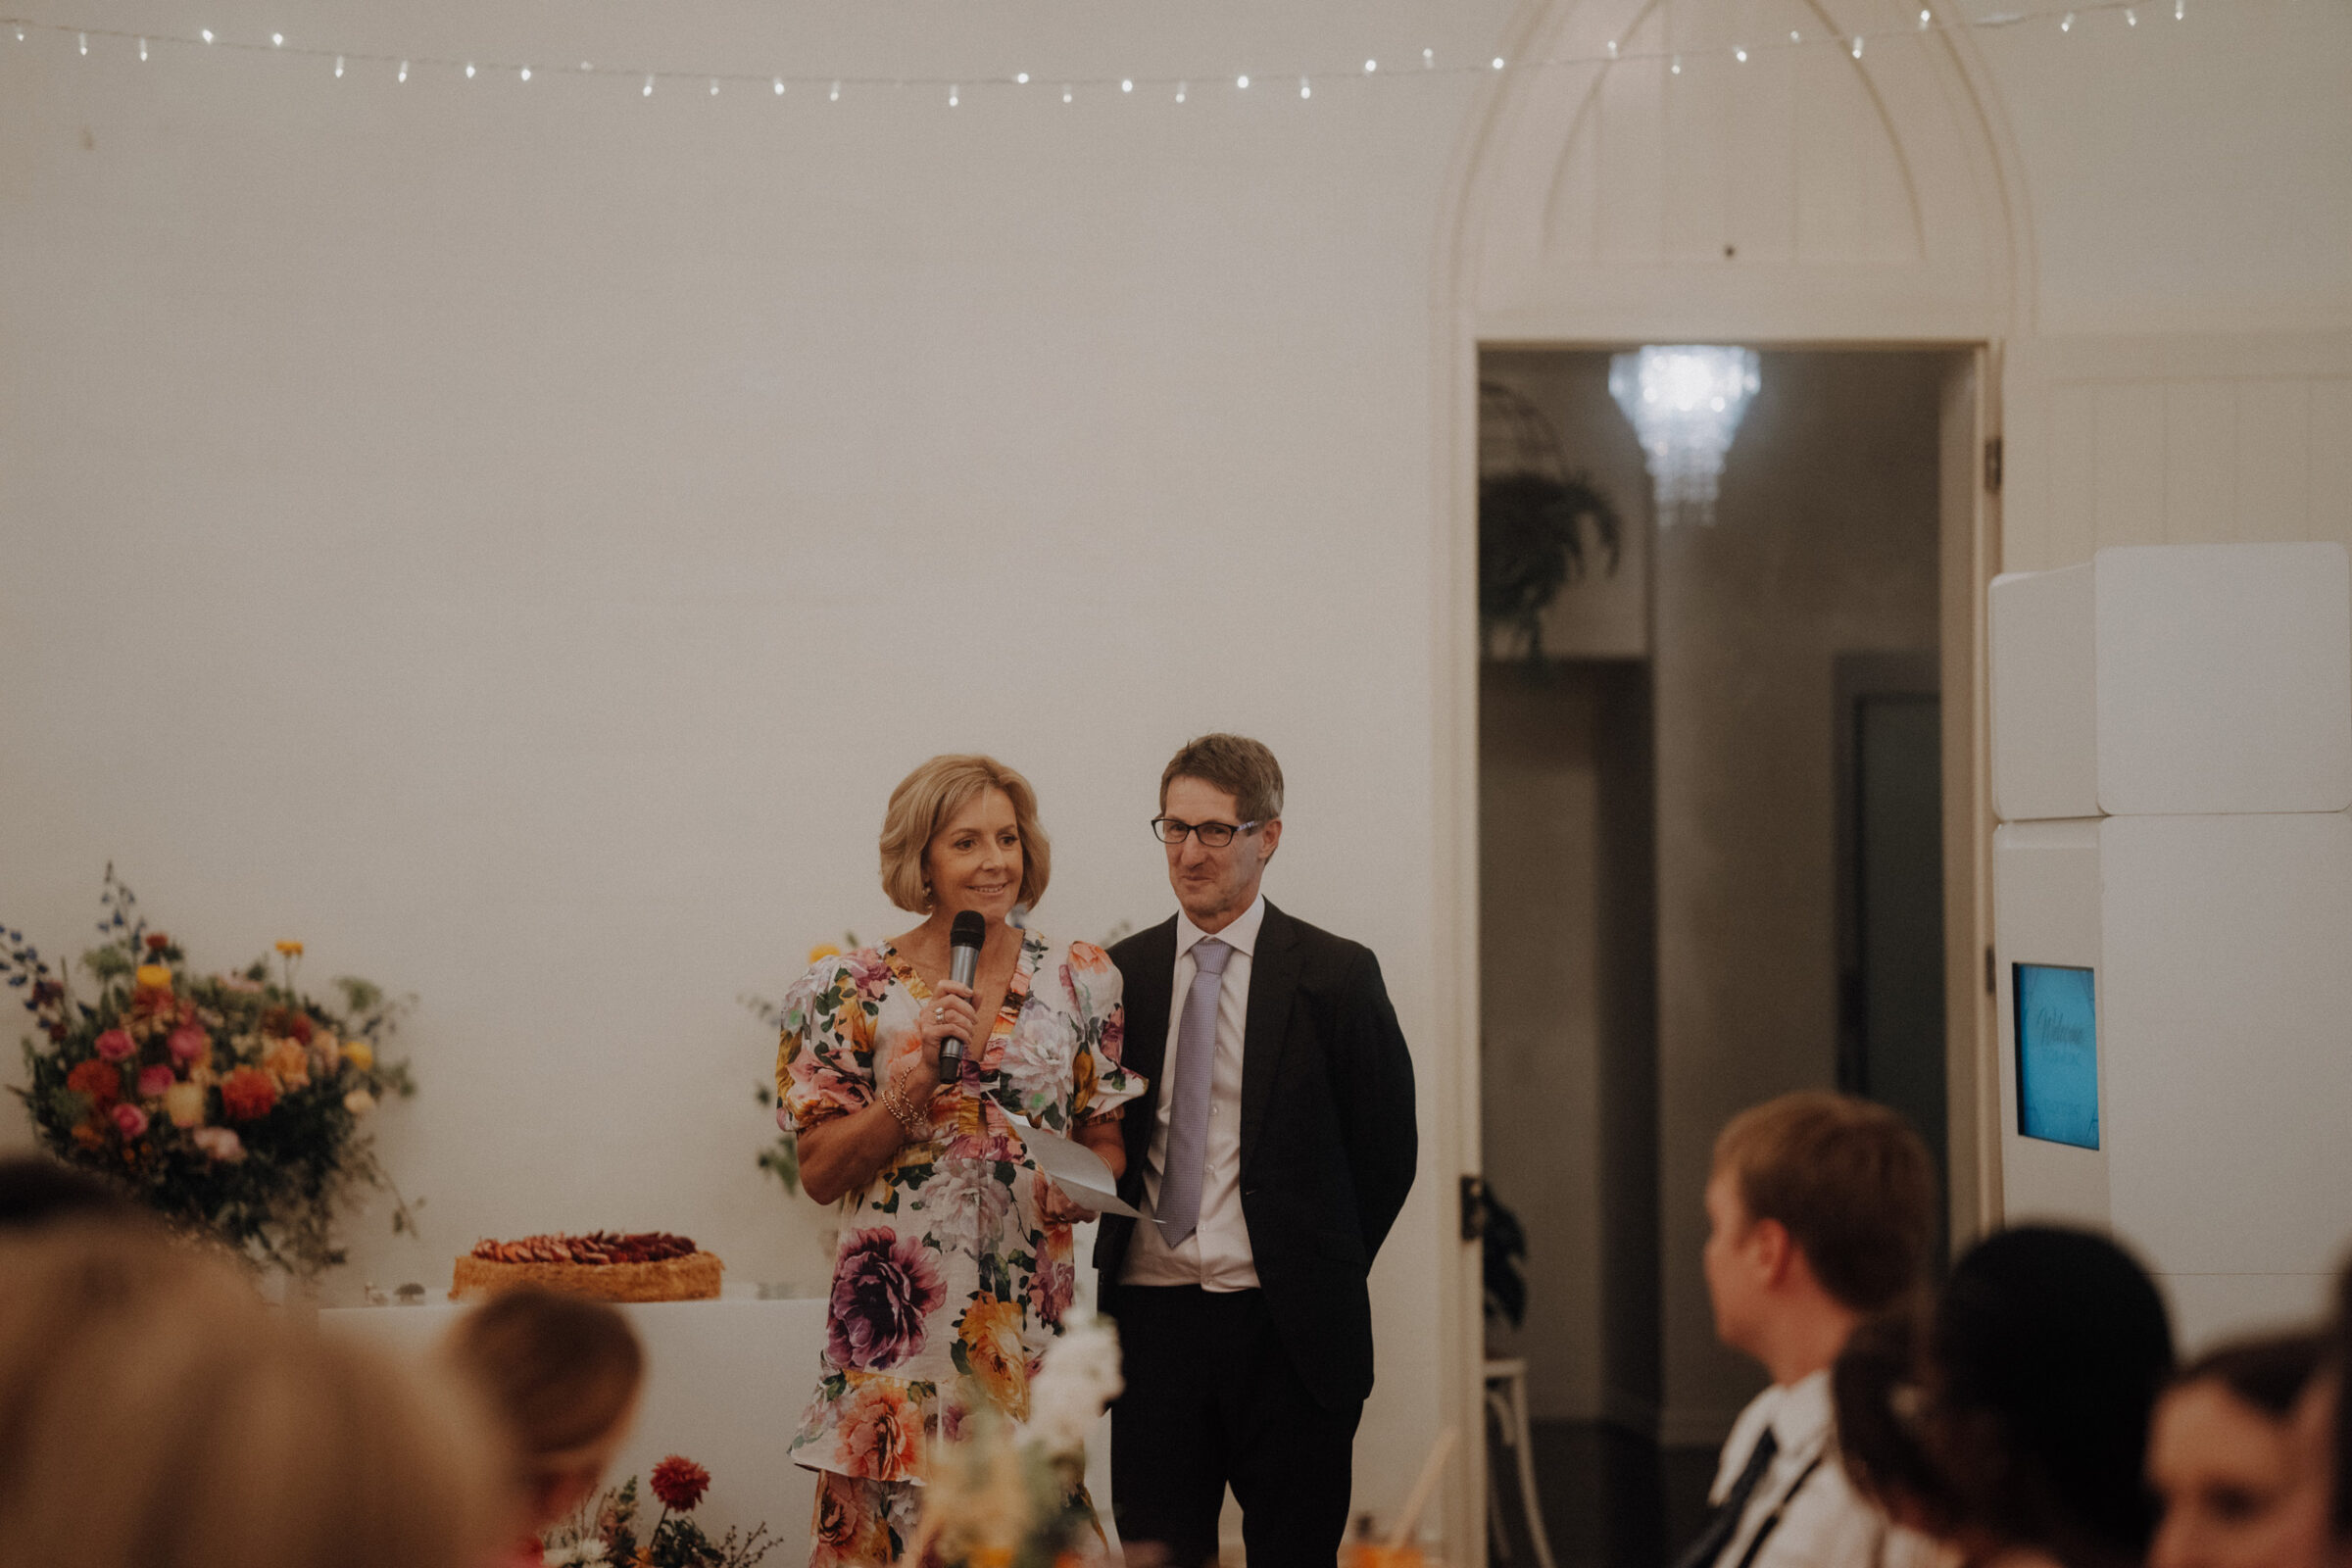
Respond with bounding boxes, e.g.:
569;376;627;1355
220;1066;278;1121
263;1038;312;1089
956;1298;1031;1421
274;940;304;957
835;1378;925;1483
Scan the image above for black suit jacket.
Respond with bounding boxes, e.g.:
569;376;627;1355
1093;901;1418;1411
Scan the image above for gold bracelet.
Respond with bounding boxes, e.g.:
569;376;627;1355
878;1070;925;1139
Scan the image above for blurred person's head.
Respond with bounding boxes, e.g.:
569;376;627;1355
1835;1308;1963;1539
0;1220;504;1568
443;1288;645;1531
2148;1333;2326;1568
1923;1225;2176;1568
1704;1092;1938;1383
0;1154;143;1229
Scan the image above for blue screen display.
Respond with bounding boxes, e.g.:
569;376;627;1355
2015;963;2099;1150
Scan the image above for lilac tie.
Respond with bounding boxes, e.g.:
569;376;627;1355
1156;937;1231;1248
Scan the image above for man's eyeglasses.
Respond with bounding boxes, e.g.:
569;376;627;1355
1150;816;1262;849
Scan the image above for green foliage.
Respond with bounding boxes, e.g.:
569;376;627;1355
1478;469;1625;663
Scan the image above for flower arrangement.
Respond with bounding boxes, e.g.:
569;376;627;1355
4;867;418;1280
542;1457;778;1568
911;1307;1125;1568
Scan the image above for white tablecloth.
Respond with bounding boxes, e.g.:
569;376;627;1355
324;1296;1117;1555
325;1298;827;1550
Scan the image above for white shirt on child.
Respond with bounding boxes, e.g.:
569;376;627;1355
1709;1371;1952;1568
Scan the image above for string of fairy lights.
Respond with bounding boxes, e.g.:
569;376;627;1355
3;0;2216;111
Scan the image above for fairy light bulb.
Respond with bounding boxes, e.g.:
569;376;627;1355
1364;58;1377;73
138;37;148;60
1062;83;1073;102
709;76;719;95
1492;55;1505;70
335;55;345;77
1920;7;1933;25
1851;34;1865;56
465;63;476;78
1789;29;1802;42
773;77;785;95
2175;0;2185;18
78;31;87;55
1607;39;1620;57
1015;72;1029;84
2127;7;2138;21
201;28;215;44
829;79;840;101
1176;79;1187;101
1422;47;1434;68
949;84;958;106
1671;53;1683;74
1735;46;1748;61
2061;12;2075;29
1121;78;1133;92
643;74;654;96
1298;74;1310;97
271;31;284;47
1237;74;1249;88
518;65;530;81
398;60;409;82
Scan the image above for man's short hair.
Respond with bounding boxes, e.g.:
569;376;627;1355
1159;734;1285;824
1713;1091;1937;1314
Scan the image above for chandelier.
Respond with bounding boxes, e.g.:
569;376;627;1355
1607;346;1762;527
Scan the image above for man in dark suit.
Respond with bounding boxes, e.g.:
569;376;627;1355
1096;733;1419;1568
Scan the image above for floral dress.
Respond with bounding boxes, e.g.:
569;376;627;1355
776;930;1139;1567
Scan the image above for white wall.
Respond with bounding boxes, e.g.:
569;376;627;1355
0;0;1515;1544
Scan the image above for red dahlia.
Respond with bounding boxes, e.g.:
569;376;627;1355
649;1455;710;1513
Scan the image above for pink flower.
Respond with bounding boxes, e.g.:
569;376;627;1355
93;1029;134;1063
826;1228;949;1371
168;1025;209;1064
110;1102;149;1139
191;1126;245;1163
136;1064;175;1099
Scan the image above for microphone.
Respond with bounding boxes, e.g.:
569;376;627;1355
940;909;986;1080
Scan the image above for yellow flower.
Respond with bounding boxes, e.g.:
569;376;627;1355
274;941;304;956
342;1040;374;1072
956;1298;1031;1421
808;943;843;964
133;964;172;993
164;1082;207;1129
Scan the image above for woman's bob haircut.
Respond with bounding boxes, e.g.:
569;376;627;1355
878;755;1051;915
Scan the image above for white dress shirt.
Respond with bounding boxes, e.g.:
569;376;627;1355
1119;894;1266;1292
1710;1371;1951;1568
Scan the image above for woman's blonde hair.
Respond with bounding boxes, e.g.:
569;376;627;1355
879;755;1051;914
0;1221;506;1568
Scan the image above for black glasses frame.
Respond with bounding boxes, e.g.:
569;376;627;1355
1149;815;1262;849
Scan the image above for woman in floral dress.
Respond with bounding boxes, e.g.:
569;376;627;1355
778;755;1141;1567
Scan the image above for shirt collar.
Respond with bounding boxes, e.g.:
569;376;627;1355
1767;1368;1834;1456
1177;893;1266;962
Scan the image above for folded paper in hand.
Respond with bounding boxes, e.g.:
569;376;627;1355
1008;1119;1140;1219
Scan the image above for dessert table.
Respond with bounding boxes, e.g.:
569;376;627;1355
323;1293;1116;1552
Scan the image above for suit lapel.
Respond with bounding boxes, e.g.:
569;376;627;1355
1239;902;1300;1175
1118;917;1180;1187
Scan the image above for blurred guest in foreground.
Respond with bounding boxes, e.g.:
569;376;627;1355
1920;1225;2175;1568
0;1152;143;1230
2148;1333;2326;1568
1833;1309;1964;1561
444;1287;647;1566
0;1219;503;1568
